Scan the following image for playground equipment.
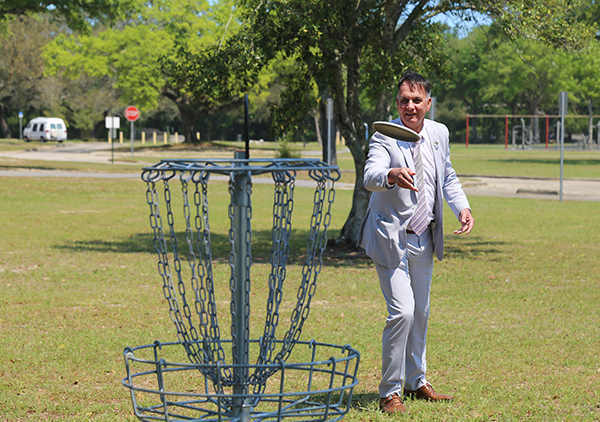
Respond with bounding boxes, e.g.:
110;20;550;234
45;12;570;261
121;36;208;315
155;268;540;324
512;117;533;149
465;113;600;149
122;155;360;422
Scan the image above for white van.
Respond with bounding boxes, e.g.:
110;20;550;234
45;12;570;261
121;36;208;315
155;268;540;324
23;117;68;142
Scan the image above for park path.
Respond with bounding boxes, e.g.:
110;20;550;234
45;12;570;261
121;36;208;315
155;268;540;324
1;142;600;201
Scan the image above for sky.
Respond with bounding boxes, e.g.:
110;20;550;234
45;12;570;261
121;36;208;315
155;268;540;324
430;10;492;38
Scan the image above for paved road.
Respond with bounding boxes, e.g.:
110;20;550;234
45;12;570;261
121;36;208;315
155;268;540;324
2;142;600;201
0;141;123;164
460;175;600;202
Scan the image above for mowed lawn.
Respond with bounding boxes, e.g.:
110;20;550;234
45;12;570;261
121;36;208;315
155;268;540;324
1;143;599;421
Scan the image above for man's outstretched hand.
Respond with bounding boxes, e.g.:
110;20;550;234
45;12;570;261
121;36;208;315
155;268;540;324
388;167;418;191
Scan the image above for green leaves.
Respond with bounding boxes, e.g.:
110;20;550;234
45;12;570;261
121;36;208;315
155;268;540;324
0;0;142;32
43;0;240;112
483;0;595;51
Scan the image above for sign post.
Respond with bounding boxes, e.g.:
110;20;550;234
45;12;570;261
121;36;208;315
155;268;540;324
105;116;120;164
125;106;140;157
18;111;23;141
558;92;567;201
326;97;333;166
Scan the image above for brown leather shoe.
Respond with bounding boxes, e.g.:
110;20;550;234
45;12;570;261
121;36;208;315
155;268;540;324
379;393;407;413
404;383;453;401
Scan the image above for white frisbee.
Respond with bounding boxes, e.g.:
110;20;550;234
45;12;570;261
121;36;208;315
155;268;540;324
373;121;420;143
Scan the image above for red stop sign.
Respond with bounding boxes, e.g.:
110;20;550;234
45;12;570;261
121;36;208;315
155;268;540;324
125;106;140;122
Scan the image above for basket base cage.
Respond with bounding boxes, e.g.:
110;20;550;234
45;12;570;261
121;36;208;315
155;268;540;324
123;340;360;422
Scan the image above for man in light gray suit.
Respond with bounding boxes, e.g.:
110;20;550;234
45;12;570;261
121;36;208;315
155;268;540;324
358;71;474;414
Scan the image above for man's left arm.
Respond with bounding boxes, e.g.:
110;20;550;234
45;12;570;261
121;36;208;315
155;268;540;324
437;125;473;234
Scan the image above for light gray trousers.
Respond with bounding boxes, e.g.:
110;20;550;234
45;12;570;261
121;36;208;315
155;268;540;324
375;229;434;398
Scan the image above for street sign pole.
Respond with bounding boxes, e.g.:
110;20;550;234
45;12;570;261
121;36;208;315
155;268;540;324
125;106;140;157
130;120;134;157
559;91;567;201
105;116;120;165
18;111;23;141
430;97;437;121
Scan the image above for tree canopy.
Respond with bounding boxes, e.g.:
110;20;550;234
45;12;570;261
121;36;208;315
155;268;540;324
175;0;595;246
0;0;139;31
43;0;249;143
0;16;49;137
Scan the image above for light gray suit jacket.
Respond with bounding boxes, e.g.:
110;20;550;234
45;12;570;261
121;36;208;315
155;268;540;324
357;118;470;269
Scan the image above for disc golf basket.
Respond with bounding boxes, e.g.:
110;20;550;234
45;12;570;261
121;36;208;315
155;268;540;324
122;156;360;422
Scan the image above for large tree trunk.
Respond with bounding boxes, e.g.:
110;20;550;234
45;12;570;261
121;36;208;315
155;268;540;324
0;102;11;139
178;103;199;144
162;86;244;144
336;140;370;247
329;3;403;248
330;47;373;248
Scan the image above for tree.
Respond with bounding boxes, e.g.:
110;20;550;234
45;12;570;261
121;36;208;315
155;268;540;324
0;14;127;140
43;0;254;143
0;16;47;138
441;28;573;144
441;27;494;143
570;41;600;147
441;28;600;147
0;0;139;32
41;74;125;140
178;0;594;247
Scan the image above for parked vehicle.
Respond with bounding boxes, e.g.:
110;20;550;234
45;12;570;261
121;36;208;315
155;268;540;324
23;117;68;142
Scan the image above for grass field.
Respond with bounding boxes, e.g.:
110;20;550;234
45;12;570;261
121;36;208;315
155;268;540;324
1;140;600;421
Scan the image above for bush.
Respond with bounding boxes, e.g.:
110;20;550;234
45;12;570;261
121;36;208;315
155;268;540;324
276;137;301;159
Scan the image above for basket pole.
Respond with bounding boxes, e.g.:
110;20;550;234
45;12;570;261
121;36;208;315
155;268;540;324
231;151;252;420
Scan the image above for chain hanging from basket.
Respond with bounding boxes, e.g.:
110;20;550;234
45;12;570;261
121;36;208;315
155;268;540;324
142;159;339;399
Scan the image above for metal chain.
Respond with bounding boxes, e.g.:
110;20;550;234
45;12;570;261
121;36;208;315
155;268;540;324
145;172;232;387
274;177;328;361
164;178;202;361
180;172;231;384
250;170;294;390
142;162;338;396
145;177;191;352
181;175;201;347
192;171;229;377
250;171;336;388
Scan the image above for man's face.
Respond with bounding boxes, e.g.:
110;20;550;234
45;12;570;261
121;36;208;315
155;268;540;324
396;81;431;133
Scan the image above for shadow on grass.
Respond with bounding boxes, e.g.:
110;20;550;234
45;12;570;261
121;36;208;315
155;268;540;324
56;229;508;268
256;391;378;414
55;233;157;255
349;391;380;412
54;228;368;267
443;235;507;261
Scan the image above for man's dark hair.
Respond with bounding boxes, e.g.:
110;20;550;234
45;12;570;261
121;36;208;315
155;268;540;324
397;71;431;97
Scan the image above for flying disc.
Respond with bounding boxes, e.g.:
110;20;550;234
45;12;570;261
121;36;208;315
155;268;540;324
373;121;420;143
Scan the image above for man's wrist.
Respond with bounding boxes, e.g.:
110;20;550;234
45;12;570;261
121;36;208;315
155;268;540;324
385;169;395;188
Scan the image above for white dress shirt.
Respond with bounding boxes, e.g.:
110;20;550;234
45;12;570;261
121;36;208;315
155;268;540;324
410;130;436;230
